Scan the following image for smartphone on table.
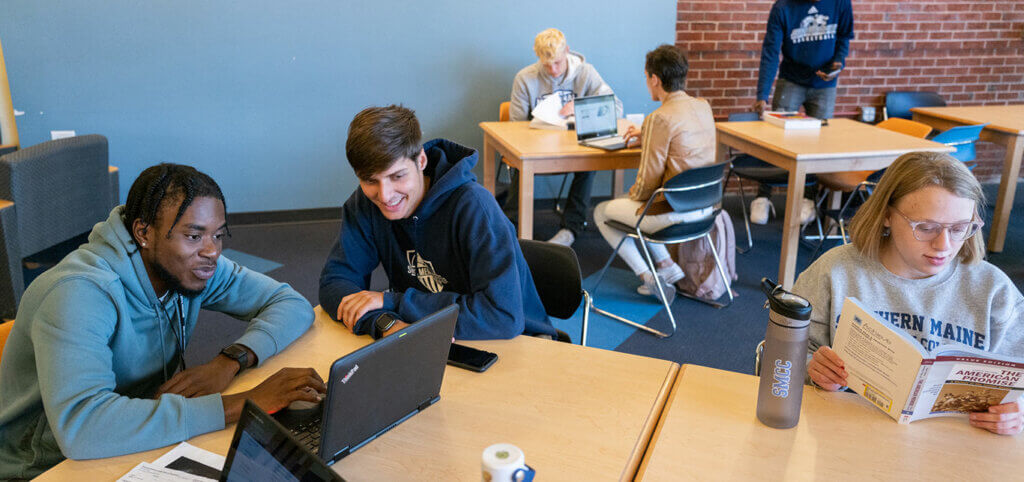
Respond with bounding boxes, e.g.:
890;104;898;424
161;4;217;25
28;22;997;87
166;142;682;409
447;343;498;372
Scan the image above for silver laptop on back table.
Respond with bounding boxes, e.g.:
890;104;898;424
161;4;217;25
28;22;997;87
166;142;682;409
574;94;626;151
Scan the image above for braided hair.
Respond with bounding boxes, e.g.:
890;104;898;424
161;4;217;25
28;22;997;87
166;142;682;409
122;163;228;240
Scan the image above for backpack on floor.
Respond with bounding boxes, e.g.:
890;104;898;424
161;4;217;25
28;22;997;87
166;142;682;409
673;210;738;300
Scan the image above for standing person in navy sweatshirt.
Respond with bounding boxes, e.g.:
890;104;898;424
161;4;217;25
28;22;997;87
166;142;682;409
746;0;855;226
319;105;557;341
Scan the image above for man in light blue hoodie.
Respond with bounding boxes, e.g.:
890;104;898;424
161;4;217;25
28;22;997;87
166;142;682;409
0;164;323;479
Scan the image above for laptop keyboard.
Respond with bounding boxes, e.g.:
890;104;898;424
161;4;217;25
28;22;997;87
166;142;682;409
289;416;323;453
589;136;625;147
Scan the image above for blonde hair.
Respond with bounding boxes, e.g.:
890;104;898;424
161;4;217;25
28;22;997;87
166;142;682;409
849;151;986;264
533;28;567;62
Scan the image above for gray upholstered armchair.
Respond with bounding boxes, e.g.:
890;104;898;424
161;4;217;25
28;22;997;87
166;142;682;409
0;135;119;318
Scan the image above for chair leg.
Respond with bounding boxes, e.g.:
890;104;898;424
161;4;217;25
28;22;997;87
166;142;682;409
734;175;754;254
553;174;569;214
636;236;677;336
676;233;734;309
587;235;674;339
588;235;629;293
754;340;766;376
581;290;592;347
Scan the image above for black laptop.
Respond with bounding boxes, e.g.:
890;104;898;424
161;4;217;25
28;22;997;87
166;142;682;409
220;399;344;482
271;304;459;465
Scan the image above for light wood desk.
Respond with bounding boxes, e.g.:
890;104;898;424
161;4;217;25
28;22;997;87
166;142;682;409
912;105;1024;253
716;118;953;288
480;120;640;239
39;307;678;481
636;364;1024;481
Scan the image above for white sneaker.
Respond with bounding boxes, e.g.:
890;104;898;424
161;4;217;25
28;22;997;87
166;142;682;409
637;264;685;295
547;228;575;247
800;198;817;225
640;271;676;305
750;197;774;225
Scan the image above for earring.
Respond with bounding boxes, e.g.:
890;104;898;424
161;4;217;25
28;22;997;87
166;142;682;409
882;227;891;238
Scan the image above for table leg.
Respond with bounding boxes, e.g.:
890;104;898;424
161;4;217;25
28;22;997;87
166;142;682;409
779;166;807;289
482;134;496;195
988;136;1023;253
519;164;535;239
612;169;625;197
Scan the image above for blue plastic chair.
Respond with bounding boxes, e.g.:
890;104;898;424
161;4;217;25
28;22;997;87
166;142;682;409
931;124;987;168
885;91;946;120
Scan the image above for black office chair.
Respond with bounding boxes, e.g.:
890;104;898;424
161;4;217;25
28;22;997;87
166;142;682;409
884;91;946;120
723;112;819;253
519;239;591;345
588;162;735;340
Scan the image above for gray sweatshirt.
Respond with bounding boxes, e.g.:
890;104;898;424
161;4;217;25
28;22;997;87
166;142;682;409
793;244;1024;358
509;50;623;122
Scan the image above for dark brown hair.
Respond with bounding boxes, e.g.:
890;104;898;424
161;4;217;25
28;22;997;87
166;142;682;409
345;105;422;179
645;44;689;92
123;163;227;238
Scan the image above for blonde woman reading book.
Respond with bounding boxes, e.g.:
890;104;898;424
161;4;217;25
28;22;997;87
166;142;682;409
793;151;1024;435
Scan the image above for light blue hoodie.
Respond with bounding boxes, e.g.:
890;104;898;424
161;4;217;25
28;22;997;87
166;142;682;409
0;206;313;479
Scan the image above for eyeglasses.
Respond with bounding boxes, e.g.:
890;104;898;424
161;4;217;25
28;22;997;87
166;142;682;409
891;207;983;242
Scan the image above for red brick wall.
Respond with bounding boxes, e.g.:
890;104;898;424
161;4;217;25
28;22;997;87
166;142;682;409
678;0;1024;182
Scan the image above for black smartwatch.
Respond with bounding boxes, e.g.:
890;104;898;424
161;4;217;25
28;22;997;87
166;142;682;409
220;344;250;374
371;313;399;340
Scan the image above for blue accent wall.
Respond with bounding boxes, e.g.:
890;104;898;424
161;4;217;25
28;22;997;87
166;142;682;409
1;1;674;212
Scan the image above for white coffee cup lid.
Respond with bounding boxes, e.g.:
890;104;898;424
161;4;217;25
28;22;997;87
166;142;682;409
482;443;524;468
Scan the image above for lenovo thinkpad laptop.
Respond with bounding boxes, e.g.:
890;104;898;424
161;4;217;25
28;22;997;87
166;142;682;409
272;305;459;465
574;94;626;150
220;399;344;482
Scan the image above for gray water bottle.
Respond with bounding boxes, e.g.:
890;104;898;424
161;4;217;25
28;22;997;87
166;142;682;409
756;278;812;429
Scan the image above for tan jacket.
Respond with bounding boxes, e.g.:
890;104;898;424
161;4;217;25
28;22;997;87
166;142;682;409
629;91;716;215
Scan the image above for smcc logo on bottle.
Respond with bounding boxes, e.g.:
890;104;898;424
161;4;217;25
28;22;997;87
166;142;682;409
772;359;792;397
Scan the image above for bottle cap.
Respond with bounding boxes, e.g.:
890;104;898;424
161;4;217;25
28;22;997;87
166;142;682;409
761;278;812;321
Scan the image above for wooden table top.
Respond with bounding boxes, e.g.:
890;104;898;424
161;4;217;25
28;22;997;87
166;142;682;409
480;119;640;160
40;307;678;481
636;365;1024;481
911;105;1024;136
716;118;952;162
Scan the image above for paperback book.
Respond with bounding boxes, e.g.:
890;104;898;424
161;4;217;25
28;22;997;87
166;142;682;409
832;297;1024;424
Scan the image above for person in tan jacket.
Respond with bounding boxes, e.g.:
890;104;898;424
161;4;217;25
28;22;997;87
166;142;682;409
593;44;716;302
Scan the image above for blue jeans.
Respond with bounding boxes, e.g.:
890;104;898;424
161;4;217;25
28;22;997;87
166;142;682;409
756;78;836;198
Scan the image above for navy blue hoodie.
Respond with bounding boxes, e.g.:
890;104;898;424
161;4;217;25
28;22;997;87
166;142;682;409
319;139;556;340
756;0;854;101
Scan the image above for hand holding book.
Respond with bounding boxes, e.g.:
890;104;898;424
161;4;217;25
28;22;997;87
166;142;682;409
968;401;1024;435
808;346;848;391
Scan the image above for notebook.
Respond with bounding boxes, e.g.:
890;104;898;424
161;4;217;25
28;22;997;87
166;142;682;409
220;399;344;482
574;94;626;150
271;304;459;465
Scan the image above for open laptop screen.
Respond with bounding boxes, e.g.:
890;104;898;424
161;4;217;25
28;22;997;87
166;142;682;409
574;94;618;140
221;400;344;482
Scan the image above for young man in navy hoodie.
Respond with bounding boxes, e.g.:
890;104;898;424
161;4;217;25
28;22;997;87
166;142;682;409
319;105;557;341
747;0;855;226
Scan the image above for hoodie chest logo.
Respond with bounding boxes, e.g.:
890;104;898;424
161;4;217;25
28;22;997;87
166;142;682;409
791;10;835;44
406;251;448;294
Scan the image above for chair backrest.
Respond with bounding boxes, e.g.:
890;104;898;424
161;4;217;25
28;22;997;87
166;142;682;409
728;111;760;122
884;91;946;120
0;135;110;256
518;239;583;319
932;124;987;164
662;162;728;213
875;117;932;138
499;101;510;122
0;319;11;363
